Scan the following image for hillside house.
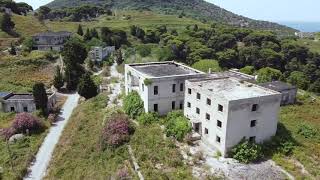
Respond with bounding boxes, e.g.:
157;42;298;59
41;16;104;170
0;92;57;113
32;31;72;51
125;62;206;115
125;61;284;156
89;46;115;62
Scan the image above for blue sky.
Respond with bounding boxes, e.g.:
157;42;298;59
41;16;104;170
15;0;320;22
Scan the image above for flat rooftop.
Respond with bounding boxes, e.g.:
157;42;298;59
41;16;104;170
129;62;203;77
259;81;296;92
6;94;34;100
188;77;280;100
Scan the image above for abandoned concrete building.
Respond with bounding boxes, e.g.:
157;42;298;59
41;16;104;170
89;46;115;62
125;62;205;115
32;31;72;51
0;92;57;113
259;81;297;106
184;77;282;156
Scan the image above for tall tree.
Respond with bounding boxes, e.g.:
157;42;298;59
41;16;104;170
83;28;92;41
9;42;16;55
90;28;99;39
77;72;98;99
115;49;124;65
32;83;48;114
1;13;15;33
37;6;51;21
77;24;84;36
53;66;64;90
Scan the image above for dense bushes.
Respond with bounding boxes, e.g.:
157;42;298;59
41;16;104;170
297;123;318;138
1;113;44;140
101;113;134;148
137;112;159;125
123;91;144;119
165;111;191;141
230;139;263;164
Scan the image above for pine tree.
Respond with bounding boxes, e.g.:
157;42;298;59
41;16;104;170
9;42;16;55
115;49;124;65
91;28;99;39
32;83;48;115
77;72;98;99
77;24;84;36
83;28;92;41
53;66;64;90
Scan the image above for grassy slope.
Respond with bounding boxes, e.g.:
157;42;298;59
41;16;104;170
0;113;50;180
275;94;320;178
0;51;55;92
46;11;208;32
130;124;193;179
45;95;137;179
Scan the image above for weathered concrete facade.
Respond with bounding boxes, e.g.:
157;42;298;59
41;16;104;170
89;46;115;62
125;62;205;115
32;31;72;51
184;77;282;156
0;92;57;113
259;81;297;106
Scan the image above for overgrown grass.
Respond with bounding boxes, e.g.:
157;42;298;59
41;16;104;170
274;94;320;178
0;51;55;92
130;124;193;179
0;113;50;180
45;95;137;179
191;59;222;73
297;39;320;54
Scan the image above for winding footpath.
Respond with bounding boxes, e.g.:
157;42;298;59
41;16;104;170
24;93;80;180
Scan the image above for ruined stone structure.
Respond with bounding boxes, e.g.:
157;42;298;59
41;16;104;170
32;31;72;51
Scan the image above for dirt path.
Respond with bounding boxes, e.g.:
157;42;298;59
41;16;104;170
107;63;123;106
24;93;80;180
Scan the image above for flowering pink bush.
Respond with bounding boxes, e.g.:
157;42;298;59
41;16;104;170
102;114;134;148
0;127;16;140
12;113;44;134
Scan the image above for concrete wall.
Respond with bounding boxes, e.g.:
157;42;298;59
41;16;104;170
2;99;36;113
225;94;281;155
280;88;297;106
184;80;282;156
184;80;229;154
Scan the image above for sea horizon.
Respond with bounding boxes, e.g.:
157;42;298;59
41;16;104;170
278;21;320;32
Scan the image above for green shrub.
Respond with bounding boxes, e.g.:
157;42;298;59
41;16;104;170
137;112;159;125
191;59;221;73
240;66;255;75
297;123;317;138
143;78;153;86
230;139;263;163
123;91;144;119
165;111;191;141
136;45;152;57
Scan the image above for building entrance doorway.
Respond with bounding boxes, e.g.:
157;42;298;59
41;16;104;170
193;122;202;135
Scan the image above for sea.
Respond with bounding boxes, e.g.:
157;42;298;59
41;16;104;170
279;21;320;32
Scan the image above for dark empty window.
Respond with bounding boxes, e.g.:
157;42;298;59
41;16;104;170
188;88;192;94
206;113;210;120
196;107;200;114
180;83;184;91
250;120;257;127
172;101;175;110
249;136;256;142
154;104;158;112
252;104;258;111
10;107;15;112
142;84;144;91
205;128;209;134
217;120;222;128
172;84;176;93
179;101;183;109
218;104;223;112
154;86;158;95
187;102;191;108
23;107;28;112
216;136;221;143
197;93;201;100
207;98;211;105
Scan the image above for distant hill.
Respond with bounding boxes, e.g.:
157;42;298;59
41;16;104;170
45;0;296;34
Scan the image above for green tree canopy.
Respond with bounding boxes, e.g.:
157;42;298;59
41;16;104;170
257;67;283;83
77;72;98;99
32;82;48;115
288;71;310;90
123;91;144;119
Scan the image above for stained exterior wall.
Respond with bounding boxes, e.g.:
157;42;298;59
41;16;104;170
280;88;297;105
89;46;115;62
184;80;282;156
125;63;205;115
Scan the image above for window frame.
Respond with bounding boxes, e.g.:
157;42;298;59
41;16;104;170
217;120;222;128
154;104;158;112
154;86;158;95
206;98;211;105
197;93;201;100
218;104;223;112
172;84;176;93
196;107;200;114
